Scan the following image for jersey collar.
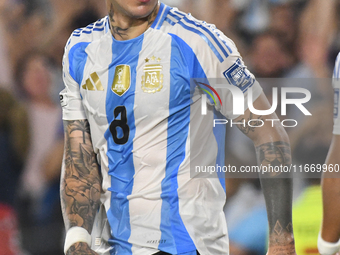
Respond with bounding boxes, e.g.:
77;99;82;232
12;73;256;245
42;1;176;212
150;2;171;30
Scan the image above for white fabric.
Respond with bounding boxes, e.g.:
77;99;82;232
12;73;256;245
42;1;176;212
318;233;340;255
333;53;340;135
64;227;92;254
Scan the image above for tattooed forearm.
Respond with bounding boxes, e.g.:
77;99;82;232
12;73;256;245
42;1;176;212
265;219;295;255
66;242;98;255
256;141;295;254
237;113;264;135
61;120;101;232
256;141;291;176
268;221;295;254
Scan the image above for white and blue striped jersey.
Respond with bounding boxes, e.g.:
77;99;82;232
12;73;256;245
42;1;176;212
333;53;340;135
60;3;262;255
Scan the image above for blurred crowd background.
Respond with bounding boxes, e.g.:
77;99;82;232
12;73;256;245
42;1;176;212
0;0;338;254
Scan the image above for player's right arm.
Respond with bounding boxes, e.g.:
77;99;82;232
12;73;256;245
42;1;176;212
61;119;101;255
60;34;101;255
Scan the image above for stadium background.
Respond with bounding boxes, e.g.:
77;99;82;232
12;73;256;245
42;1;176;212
0;0;338;254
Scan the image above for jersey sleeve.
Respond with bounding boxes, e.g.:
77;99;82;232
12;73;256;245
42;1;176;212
59;37;87;121
333;53;340;135
214;46;263;119
204;30;262;119
169;17;263;119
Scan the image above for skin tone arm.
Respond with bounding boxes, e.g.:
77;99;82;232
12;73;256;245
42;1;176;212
234;92;295;255
61;120;101;255
299;0;336;79
321;135;340;243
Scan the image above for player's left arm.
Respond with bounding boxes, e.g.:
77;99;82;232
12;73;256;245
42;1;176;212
234;92;296;255
318;53;340;254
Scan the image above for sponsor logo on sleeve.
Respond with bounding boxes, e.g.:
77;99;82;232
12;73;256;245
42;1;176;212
223;58;255;92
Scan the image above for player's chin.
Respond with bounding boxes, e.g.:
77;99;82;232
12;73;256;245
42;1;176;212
133;1;158;18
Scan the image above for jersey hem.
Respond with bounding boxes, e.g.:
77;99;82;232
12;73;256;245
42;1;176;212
62;112;87;120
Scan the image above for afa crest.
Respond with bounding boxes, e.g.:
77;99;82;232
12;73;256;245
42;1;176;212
142;56;163;93
112;65;131;96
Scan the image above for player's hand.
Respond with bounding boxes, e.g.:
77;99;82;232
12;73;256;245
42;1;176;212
66;242;99;255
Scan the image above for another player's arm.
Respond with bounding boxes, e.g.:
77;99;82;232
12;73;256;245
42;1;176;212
234;92;296;255
321;135;340;243
61;119;101;255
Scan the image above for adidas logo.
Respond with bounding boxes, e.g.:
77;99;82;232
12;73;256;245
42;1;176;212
82;72;104;91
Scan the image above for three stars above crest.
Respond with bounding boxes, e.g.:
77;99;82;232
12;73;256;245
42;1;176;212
145;56;161;63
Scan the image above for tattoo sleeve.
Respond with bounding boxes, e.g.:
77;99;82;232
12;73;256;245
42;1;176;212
61;120;101;233
66;242;98;255
236;113;264;135
256;141;295;254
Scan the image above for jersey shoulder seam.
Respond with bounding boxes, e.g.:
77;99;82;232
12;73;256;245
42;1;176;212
164;9;233;62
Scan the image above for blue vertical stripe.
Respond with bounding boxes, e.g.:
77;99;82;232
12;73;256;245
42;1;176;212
159;35;196;254
68;42;90;84
105;35;145;255
213;110;226;191
168;34;227;192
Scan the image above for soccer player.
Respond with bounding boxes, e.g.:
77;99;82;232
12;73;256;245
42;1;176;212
318;53;340;255
60;1;296;254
